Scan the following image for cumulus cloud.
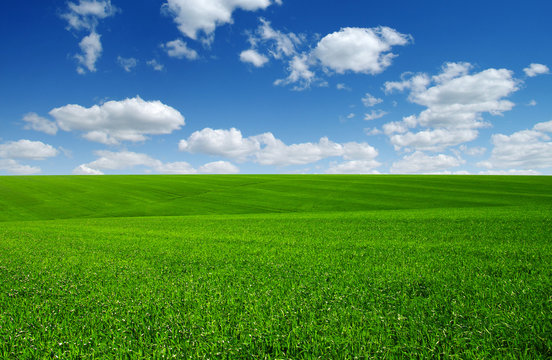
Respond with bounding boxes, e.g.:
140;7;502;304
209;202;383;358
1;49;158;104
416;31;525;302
179;128;260;161
22;113;58;135
336;83;351;91
0;139;59;175
523;63;550;77
162;0;275;45
49;96;185;145
478;120;552;170
117;56;138;72
162;39;199;60
478;169;541;175
459;145;486;156
384;73;430;94
198;161;240;174
240;49;269;67
75;32;102;74
382;62;519;151
73;150;239;174
325;160;380;174
62;1;116;74
0;159;41;175
179;127;379;167
313;27;411;74
390;151;463;174
241;21;409;89
389;128;479;152
73;164;104;175
362;93;383;107
0;140;58;160
62;0;117;31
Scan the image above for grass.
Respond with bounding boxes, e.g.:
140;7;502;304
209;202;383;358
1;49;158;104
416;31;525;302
0;175;551;358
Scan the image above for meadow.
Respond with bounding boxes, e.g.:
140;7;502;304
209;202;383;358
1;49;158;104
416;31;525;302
0;175;551;358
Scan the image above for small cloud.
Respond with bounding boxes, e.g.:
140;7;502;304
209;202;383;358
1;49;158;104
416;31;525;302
364;110;387;121
347;113;355;119
524;63;549;77
163;39;198;60
147;59;164;71
364;128;382;136
117;56;138;72
528;100;537;106
362;93;383;107
336;83;351;91
75;31;102;74
240;49;269;67
73;164;104;175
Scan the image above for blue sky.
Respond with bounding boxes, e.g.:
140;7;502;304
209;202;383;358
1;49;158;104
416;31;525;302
1;0;551;175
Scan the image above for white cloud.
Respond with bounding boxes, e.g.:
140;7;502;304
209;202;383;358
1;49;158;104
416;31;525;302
390;151;463;174
179;127;379;167
382;120;410;135
117;56;138;72
0;139;58;175
364;110;387;121
325;160;380;174
49;96;185;145
198;161;240;174
528;100;537;106
478;120;552;170
384;73;430;94
533;120;552;133
382;63;519;151
347;113;355;119
179;128;260;161
62;0;117;31
22;113;58;135
390;128;479;152
163;39;198;60
362;93;383;107
254;135;339;166
0;140;58;160
364;128;382;136
250;18;302;59
336;83;351;91
62;1;116;74
0;159;41;175
74;150;239;174
242;21;409;90
73;164;104;175
147;59;164;71
162;0;275;44
431;62;472;83
523;63;550;77
240;49;269;67
459;145;486;156
75;32;102;73
479;169;541;175
313;27;411;74
274;54;316;90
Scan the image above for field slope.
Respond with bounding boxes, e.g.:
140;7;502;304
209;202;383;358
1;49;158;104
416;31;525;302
0;175;550;221
0;175;551;358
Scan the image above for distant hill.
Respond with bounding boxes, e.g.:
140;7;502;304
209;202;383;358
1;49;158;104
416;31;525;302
0;175;550;222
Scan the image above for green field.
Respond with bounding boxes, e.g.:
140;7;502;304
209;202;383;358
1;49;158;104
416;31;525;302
1;175;551;358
